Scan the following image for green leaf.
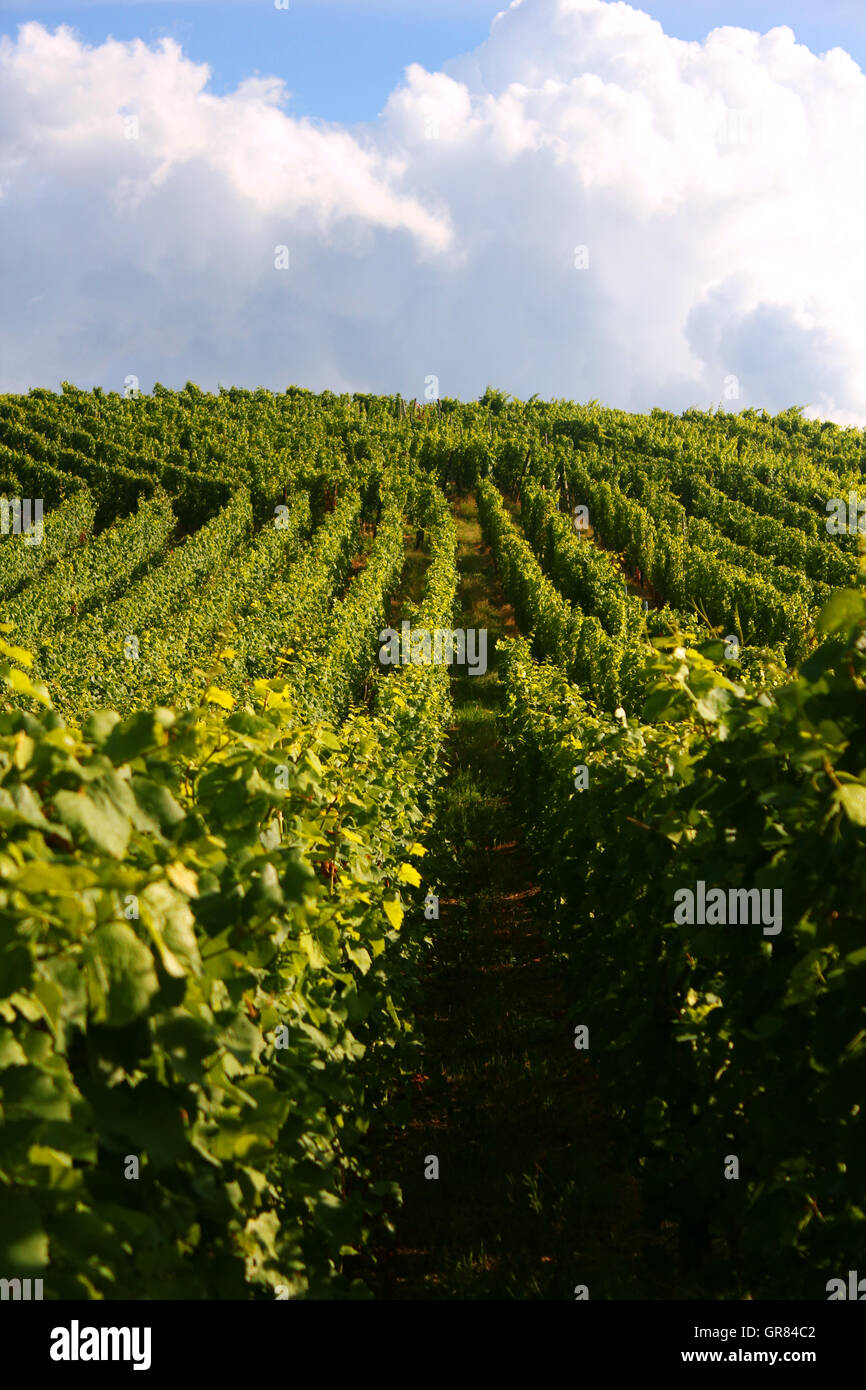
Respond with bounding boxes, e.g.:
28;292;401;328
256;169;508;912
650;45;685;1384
835;783;866;827
85;923;160;1027
4;666;52;706
0;1193;49;1273
0;785;50;832
816;589;866;636
82;710;122;747
103;708;175;766
383;897;403;931
83;1077;189;1169
0;639;33;668
346;944;372;974
53;787;131;858
205;686;235;710
695;687;734;723
15;861;97;895
641;687;686;723
140;880;201;979
0;1027;28;1068
131;776;186;832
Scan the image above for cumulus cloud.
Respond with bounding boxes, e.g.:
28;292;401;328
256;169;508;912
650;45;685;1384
1;0;865;419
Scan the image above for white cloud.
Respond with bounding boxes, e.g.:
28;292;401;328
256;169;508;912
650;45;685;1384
1;1;866;420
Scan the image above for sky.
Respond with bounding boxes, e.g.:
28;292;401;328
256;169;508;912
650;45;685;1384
3;2;866;124
1;0;865;418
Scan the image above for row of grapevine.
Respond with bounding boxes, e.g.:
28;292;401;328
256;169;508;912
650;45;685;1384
600;448;854;590
0;483;96;603
477;477;641;709
519;478;643;639
284;498;407;726
118;498;315;712
0;424;166;527
498;582;866;1297
40;490;259;716
0;385;380;525
217;490;365;703
564;452;813;658
0;475;456;1300
550;403;860;533
2;492;177;645
667;466;855;584
517;473;786;691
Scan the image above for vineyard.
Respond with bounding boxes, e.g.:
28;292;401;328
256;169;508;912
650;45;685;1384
0;381;864;1300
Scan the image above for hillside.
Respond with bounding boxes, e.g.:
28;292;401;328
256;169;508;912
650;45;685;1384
0;384;864;1300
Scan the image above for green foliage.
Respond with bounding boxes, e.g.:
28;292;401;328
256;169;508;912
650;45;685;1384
0;487;96;603
477;476;633;710
2;381;866;1301
500;584;866;1296
41;490;256;717
1;491;176;644
0;479;455;1299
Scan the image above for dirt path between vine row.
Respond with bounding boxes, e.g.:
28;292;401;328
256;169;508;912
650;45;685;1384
356;496;671;1299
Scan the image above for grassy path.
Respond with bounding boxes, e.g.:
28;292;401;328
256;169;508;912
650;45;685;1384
359;496;663;1299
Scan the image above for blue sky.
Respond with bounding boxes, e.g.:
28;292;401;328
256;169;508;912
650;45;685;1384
2;1;866;124
1;0;865;416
